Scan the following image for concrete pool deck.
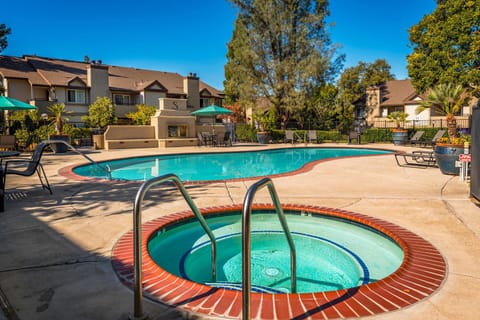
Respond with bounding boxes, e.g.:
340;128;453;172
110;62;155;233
0;143;478;319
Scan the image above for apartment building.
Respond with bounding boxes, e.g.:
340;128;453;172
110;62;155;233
0;55;224;124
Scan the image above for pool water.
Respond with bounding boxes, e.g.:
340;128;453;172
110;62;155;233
73;147;391;182
148;211;404;293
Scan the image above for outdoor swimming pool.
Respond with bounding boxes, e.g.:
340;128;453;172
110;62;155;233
73;147;392;182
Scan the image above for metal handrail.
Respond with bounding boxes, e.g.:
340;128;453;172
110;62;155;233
241;177;297;320
45;139;112;179
132;174;217;320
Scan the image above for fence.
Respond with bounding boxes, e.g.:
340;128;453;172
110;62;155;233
371;118;471;130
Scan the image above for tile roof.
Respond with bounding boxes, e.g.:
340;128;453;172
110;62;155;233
380;79;418;106
0;55;223;97
0;55;49;85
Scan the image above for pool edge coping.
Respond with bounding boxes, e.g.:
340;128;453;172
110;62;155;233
111;204;447;319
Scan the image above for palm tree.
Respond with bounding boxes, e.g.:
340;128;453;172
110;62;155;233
47;103;68;135
386;111;409;130
416;83;470;142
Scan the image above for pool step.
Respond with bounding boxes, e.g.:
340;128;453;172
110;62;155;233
205;282;288;294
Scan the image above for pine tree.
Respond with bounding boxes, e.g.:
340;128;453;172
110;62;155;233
224;0;344;128
0;24;11;52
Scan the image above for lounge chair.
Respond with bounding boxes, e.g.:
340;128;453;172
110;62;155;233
409;131;425;146
1;142;52;194
421;129;446;147
395;150;437;168
308;130;318;143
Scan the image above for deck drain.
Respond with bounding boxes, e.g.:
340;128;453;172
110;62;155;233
263;267;281;277
5;192;28;200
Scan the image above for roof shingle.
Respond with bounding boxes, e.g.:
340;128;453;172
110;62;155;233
0;55;223;98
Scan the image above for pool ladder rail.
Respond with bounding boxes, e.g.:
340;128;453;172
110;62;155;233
45;139;112;179
241;177;297;320
131;174;217;320
131;174;297;320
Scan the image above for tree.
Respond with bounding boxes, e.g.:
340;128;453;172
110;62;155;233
0;24;11;53
126;104;157;125
335;59;394;132
47;103;69;135
407;0;480;93
416;83;470;141
386;111;409;130
224;0;344;128
82;97;116;130
304;83;338;130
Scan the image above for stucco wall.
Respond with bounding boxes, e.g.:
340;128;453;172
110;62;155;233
6;78;30;100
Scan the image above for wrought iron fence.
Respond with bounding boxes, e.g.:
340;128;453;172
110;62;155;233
371;118;471;130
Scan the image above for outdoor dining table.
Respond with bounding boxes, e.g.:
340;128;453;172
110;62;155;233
201;132;218;147
0;150;21;212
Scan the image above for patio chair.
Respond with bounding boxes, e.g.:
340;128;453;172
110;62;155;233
347;131;360;144
0;135;16;150
421;129;446;147
284;130;293;144
308;130;318;144
284;130;301;144
197;132;205;146
409;131;425;146
1;142;52;194
201;132;217;147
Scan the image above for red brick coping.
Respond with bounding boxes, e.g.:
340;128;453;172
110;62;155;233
111;204;446;319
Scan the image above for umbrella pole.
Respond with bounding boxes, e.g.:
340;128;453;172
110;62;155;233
4;110;9;135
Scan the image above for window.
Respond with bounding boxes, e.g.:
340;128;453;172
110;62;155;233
114;94;131;105
200;98;209;108
67;89;85;104
168;125;187;137
388;106;404;114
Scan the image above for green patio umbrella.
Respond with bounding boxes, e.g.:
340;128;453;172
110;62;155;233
0;96;37;134
191;104;233;134
0;96;37;111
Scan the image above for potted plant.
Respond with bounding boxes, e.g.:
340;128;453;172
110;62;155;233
254;108;275;144
387;111;409;145
82;97;116;149
416;83;471;175
47;103;70;153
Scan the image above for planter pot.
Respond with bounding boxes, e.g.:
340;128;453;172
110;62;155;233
49;135;70;153
434;143;464;175
256;132;271;144
391;130;408;145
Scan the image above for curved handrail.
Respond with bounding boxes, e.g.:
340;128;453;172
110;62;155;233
45;139;112;179
132;174;217;319
241;177;297;320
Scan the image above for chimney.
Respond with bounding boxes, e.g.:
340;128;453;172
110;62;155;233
87;63;109;102
366;85;381;117
183;73;200;108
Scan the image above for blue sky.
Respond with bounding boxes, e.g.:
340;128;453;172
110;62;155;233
2;0;436;90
